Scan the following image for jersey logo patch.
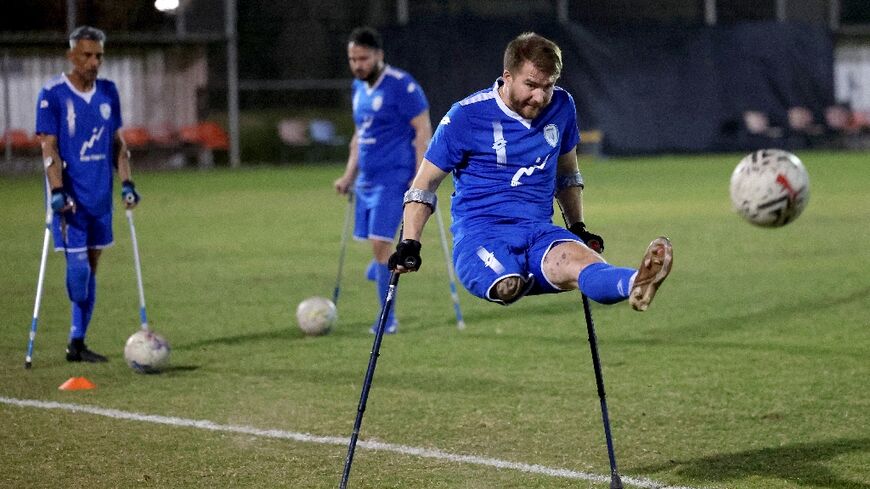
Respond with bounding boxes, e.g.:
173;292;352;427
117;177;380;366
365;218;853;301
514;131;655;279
439;116;451;125
357;116;376;145
372;95;383;111
476;246;506;274
79;126;106;161
510;154;550;187
407;83;416;93
544;124;559;148
40;100;49;109
100;103;111;120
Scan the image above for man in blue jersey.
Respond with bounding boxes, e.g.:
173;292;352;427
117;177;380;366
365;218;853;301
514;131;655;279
334;27;432;334
391;32;672;311
36;26;140;362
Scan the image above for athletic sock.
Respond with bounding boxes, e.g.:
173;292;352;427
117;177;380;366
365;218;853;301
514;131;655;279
365;259;377;281
374;262;396;325
69;273;96;340
578;262;636;305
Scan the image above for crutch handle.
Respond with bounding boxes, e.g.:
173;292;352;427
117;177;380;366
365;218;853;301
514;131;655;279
403;256;420;270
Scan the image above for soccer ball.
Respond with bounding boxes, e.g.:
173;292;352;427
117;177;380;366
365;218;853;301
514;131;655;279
729;149;810;227
124;330;171;373
295;296;337;335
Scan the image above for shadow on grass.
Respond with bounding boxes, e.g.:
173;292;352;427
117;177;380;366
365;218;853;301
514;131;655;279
160;365;200;374
169;318;378;351
662;286;870;340
633;437;870;488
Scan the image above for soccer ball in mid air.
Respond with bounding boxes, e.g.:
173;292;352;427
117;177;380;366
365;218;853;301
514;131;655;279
124;330;171;373
729;149;810;227
295;296;337;336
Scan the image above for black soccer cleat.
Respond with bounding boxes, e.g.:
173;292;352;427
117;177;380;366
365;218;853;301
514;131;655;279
66;340;108;363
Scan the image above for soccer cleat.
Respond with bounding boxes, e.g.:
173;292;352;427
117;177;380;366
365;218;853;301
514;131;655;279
369;318;399;335
66;340;108;363
629;237;673;312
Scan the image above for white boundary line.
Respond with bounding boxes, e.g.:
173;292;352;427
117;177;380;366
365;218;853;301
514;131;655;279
1;396;701;489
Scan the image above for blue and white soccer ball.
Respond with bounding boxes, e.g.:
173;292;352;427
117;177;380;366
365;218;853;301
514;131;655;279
295;296;337;336
124;330;171;373
730;149;810;228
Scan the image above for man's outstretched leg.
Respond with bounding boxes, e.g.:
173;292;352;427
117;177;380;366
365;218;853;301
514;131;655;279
544;236;673;311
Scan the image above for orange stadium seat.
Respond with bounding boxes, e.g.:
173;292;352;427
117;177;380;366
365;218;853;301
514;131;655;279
178;124;200;145
198;122;229;150
0;129;40;151
120;126;151;149
180;122;229;150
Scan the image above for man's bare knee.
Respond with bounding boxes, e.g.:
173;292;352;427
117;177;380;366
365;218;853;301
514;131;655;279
494;276;525;302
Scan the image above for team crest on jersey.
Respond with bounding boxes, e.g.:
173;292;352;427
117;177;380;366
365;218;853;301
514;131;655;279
372;95;383;111
100;103;111;120
544;124;559;148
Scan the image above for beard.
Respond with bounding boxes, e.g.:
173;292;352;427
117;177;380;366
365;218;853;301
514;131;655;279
511;95;545;119
517;104;543;119
75;67;98;83
503;85;548;120
355;63;383;85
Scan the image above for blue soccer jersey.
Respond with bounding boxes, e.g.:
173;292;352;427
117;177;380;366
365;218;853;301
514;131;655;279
425;79;580;241
352;65;428;187
36;74;123;216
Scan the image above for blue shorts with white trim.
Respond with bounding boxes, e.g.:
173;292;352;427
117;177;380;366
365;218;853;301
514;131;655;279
453;220;579;304
353;182;405;243
52;208;113;252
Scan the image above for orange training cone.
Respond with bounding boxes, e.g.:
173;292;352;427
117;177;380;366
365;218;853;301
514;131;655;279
58;377;96;391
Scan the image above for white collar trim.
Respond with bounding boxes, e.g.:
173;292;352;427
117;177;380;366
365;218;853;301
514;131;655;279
365;64;389;96
62;73;97;103
492;79;532;129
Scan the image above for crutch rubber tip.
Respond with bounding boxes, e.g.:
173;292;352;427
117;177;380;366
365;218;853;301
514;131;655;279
610;475;623;489
24;361;32;369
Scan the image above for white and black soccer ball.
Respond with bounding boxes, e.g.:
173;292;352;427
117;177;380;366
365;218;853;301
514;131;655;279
124;330;171;374
295;296;337;336
729;149;810;227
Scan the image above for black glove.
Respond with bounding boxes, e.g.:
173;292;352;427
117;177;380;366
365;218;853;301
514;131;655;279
388;239;422;271
50;188;74;213
121;180;140;206
569;221;604;254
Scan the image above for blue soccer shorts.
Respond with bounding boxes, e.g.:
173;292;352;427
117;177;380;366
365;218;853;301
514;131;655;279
52;208;114;253
353;183;405;243
453;220;581;304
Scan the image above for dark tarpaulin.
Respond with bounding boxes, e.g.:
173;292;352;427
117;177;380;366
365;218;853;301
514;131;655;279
385;18;834;155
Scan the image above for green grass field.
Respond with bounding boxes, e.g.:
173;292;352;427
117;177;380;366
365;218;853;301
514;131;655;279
1;152;868;489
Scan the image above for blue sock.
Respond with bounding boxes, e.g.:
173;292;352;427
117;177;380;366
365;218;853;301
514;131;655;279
578;262;636;305
374;263;396;325
65;251;91;302
69;273;96;340
365;259;377;281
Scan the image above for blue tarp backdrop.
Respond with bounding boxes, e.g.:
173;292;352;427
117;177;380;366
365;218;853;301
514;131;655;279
386;19;835;155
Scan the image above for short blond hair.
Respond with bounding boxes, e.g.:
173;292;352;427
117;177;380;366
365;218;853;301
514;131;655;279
503;32;562;78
